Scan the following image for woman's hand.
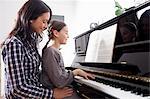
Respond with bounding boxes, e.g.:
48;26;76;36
72;69;95;80
53;87;74;99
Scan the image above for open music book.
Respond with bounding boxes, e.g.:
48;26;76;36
85;24;117;63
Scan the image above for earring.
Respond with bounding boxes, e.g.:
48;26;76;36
30;20;33;23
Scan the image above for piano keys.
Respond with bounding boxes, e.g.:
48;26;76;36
67;1;150;99
67;63;150;99
74;76;150;99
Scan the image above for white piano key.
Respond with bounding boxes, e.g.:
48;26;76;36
75;76;150;99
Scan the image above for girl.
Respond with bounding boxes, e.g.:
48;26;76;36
40;20;95;99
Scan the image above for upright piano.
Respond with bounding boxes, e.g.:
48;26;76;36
67;1;150;99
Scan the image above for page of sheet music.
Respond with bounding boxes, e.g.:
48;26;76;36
85;24;117;63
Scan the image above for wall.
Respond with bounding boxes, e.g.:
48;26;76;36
0;0;27;44
74;0;115;35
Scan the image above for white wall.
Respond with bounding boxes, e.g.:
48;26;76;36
74;0;115;35
0;0;27;44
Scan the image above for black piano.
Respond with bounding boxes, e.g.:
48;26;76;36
67;1;150;99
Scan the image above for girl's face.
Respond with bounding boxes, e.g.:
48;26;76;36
30;12;50;34
56;26;69;44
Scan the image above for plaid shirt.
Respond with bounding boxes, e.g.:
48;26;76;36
1;36;53;99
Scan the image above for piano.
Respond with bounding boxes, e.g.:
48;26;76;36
66;1;150;99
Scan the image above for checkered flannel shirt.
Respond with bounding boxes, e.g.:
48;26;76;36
1;36;53;98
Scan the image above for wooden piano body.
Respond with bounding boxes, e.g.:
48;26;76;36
67;1;150;99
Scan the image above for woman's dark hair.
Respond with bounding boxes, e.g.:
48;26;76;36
138;9;150;41
43;20;66;50
121;22;137;33
119;22;137;43
8;0;52;45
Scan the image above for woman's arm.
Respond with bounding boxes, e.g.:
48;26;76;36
2;40;52;98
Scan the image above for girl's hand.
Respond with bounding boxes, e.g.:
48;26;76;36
73;69;95;80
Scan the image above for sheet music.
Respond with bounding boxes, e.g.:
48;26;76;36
85;24;117;63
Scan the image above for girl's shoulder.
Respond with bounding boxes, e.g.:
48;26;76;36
44;46;60;55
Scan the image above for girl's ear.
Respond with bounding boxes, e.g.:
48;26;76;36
53;30;59;37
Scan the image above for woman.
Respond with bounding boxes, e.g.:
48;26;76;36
1;0;73;98
40;20;95;99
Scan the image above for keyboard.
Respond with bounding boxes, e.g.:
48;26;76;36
75;76;150;99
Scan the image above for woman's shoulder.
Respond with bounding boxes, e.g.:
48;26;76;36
3;36;23;46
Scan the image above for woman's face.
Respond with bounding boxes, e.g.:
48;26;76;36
57;26;69;44
120;27;135;43
30;12;50;34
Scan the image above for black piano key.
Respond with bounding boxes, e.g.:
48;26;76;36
125;86;136;91
136;88;143;95
89;75;150;98
131;87;138;93
142;89;150;97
